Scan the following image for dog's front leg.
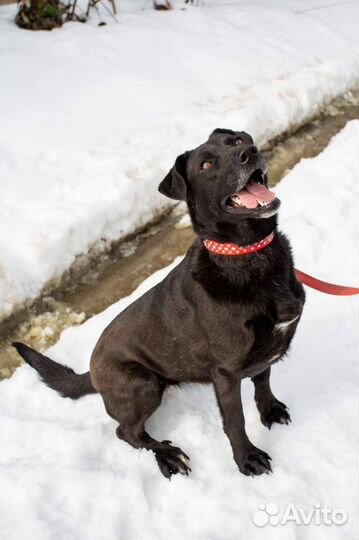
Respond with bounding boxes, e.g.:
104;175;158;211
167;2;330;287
252;367;291;429
213;371;272;476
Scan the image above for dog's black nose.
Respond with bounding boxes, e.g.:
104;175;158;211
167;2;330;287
238;145;258;164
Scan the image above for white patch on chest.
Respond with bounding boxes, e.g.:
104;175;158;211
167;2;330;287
267;353;281;364
274;315;300;333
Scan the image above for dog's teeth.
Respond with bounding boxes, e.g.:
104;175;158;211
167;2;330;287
230;196;270;208
231;196;243;207
257;200;271;207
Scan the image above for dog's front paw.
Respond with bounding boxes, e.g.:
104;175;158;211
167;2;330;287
259;398;291;429
154;442;191;479
237;445;272;476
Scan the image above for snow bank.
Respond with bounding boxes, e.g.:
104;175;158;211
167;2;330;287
1;121;358;539
1;0;359;320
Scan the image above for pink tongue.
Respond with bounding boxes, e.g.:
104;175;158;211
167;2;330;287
236;180;275;209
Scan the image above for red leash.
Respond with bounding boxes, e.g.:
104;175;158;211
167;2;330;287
295;269;359;296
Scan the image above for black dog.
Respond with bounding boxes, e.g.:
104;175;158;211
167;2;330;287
14;129;305;478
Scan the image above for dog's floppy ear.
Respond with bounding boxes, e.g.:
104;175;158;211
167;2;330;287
158;152;190;201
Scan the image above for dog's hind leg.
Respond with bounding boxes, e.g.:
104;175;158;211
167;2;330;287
252;367;291;429
96;362;191;478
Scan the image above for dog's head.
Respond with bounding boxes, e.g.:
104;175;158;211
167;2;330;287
159;129;280;240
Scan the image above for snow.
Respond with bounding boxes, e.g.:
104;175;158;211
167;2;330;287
1;0;359;320
1;120;358;539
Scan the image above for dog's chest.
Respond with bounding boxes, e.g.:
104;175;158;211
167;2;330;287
241;307;301;378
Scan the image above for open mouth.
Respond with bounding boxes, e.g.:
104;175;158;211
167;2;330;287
224;169;280;216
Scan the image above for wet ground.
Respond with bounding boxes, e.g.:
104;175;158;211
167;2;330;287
1;88;358;378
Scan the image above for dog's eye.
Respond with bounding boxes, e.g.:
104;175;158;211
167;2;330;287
201;161;213;171
235;137;243;145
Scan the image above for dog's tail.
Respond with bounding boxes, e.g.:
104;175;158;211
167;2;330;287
13;342;97;400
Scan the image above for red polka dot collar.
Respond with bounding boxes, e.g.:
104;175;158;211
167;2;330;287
203;231;275;256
